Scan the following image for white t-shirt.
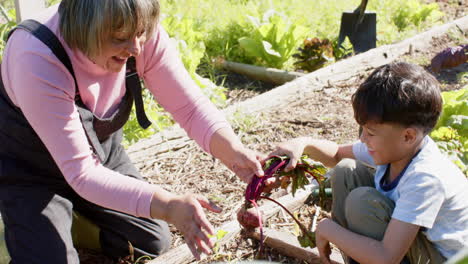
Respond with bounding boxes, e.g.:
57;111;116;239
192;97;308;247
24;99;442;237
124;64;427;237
353;136;468;258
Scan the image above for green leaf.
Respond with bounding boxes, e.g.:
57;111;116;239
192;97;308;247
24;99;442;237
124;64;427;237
297;230;316;248
262;41;281;57
238;37;264;58
447;115;468;133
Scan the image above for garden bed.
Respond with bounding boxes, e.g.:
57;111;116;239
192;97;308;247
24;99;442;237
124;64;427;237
77;13;468;264
95;15;468;264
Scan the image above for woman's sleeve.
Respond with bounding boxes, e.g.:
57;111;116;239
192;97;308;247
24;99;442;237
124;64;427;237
2;30;155;218
138;25;232;153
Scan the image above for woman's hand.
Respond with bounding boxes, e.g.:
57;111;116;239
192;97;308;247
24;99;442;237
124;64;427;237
229;147;266;183
209;127;265;183
316;218;333;264
165;194;222;260
269;137;309;172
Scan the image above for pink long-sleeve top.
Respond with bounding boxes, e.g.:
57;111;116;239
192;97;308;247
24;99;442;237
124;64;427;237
1;5;231;219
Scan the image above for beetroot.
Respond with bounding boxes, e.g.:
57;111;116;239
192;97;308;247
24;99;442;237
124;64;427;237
237;155;327;251
237;206;264;229
244;157;287;202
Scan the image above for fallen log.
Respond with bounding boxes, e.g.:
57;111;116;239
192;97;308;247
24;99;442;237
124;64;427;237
213;57;305;85
148;183;318;264
245;228;344;264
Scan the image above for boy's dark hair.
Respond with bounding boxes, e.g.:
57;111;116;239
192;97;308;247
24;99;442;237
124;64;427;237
352;62;442;134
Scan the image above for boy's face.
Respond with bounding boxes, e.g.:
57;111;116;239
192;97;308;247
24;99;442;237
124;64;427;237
360;121;411;165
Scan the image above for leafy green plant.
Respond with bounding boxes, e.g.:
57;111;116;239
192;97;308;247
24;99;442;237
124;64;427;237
228;109;259;134
0;4;16;60
293;37;335;72
122;89;174;147
392;0;443;32
162;14;205;76
162;13;227;105
457;72;468;85
430;88;468;177
46;0;61;6
122;13;227;146
238;9;308;69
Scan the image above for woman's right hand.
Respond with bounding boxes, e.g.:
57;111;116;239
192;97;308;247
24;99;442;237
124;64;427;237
165;194;222;260
268;137;309;172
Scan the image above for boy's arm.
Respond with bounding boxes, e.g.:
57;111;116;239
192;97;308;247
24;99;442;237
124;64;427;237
317;217;419;264
270;137;355;170
303;140;354;167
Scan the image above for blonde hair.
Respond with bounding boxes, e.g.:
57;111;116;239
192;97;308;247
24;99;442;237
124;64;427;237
59;0;160;57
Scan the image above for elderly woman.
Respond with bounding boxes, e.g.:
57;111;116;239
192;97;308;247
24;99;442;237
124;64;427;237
0;0;264;263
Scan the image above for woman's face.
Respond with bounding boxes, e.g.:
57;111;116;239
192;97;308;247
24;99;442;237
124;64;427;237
90;31;147;72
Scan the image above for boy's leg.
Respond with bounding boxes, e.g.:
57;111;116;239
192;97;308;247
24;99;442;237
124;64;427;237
407;233;446;264
0;186;79;264
345;187;394;240
330;159;375;228
345;187;446;264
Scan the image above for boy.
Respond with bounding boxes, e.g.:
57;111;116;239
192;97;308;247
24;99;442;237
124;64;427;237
270;62;468;263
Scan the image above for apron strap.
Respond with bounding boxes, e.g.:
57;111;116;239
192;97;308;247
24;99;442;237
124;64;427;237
126;57;152;129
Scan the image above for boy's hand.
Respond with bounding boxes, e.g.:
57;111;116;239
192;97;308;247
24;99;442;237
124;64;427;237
269;137;308;172
316;218;333;264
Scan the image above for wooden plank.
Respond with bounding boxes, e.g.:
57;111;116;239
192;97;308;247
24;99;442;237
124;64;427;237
246;228;344;264
14;0;45;22
148;183;318;264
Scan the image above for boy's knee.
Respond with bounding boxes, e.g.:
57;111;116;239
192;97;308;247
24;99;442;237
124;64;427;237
345;186;379;212
344;187;393;240
330;159;356;188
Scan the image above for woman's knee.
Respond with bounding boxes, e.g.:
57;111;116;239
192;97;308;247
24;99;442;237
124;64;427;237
137;220;171;256
152;221;171;255
101;218;171;258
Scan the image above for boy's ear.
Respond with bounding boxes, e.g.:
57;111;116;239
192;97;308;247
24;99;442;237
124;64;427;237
403;128;418;144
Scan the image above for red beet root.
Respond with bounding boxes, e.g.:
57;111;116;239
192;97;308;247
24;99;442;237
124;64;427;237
237;206;263;229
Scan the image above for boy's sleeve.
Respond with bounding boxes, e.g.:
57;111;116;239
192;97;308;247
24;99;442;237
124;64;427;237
352;141;375;167
392;173;444;228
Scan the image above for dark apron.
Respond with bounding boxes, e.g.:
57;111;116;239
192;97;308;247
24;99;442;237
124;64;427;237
0;20;170;263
